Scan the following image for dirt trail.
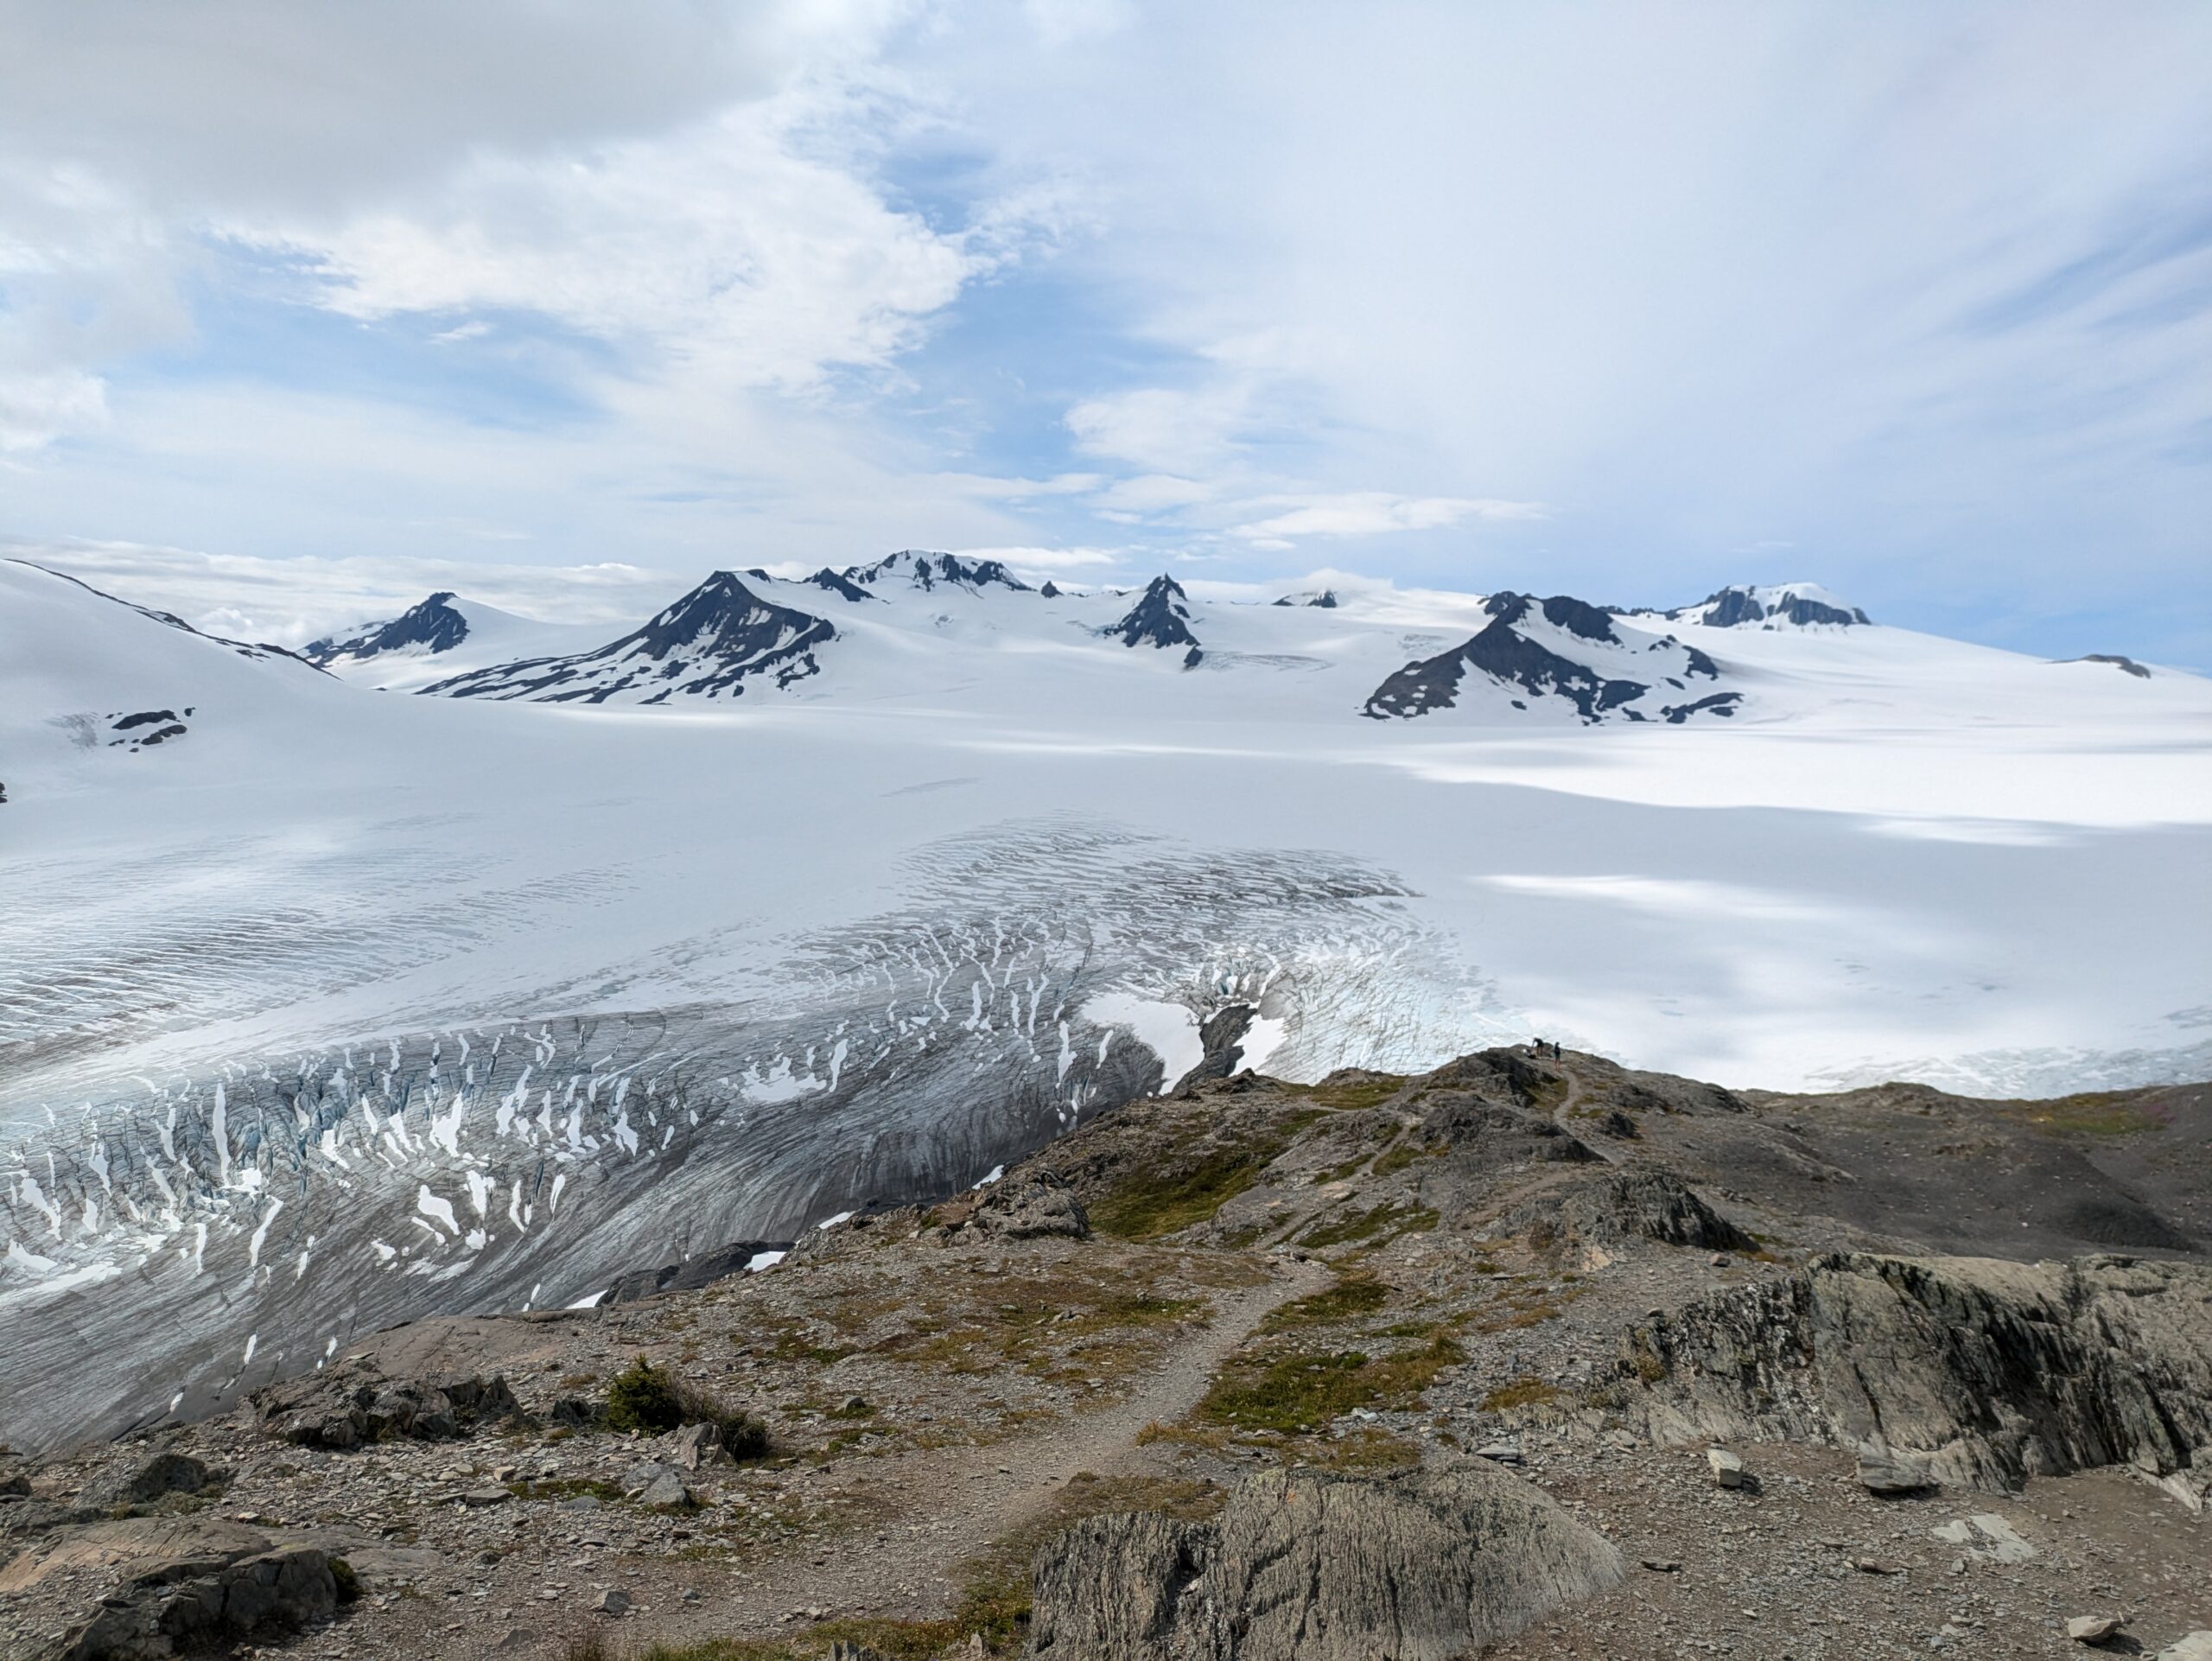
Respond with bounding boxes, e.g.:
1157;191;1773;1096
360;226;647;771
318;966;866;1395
633;1252;1331;1646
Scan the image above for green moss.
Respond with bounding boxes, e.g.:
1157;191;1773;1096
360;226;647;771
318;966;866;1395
1197;1332;1463;1435
1297;1200;1439;1250
1258;1276;1391;1332
1369;1139;1443;1178
1479;1377;1561;1412
1294;1074;1410;1112
1998;1092;2164;1136
1090;1114;1319;1239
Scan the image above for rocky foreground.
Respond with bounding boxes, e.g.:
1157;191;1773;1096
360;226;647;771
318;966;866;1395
2;1047;2208;1660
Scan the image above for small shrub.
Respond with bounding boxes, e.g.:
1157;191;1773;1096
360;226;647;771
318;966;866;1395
603;1356;769;1460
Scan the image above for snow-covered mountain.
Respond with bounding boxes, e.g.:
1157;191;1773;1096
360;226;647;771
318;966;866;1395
423;571;836;703
305;591;605;692
1648;582;1873;630
1103;572;1205;661
1363;592;1739;724
3;550;2208;1454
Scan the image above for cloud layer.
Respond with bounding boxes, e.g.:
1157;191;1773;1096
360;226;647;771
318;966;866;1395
2;1;2206;663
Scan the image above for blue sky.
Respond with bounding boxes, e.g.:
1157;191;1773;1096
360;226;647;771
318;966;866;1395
2;0;2207;663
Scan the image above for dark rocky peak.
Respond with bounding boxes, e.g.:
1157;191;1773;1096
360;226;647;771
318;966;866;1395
1271;589;1339;608
844;550;1033;593
1483;590;1533;625
1103;573;1201;658
1039;580;1062;598
2068;653;2152;679
1540;595;1618;641
630;571;825;658
1476;591;1618;641
1364;608;1646;722
425;571;835;703
1695;585;1871;628
804;568;876;603
307;592;469;664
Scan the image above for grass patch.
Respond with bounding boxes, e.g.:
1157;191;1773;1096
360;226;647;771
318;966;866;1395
1297;1200;1439;1250
1997;1092;2165;1137
1090;1115;1319;1239
510;1476;625;1504
1479;1377;1562;1412
1370;1139;1443;1178
1294;1073;1410;1113
1257;1276;1390;1333
1197;1332;1463;1435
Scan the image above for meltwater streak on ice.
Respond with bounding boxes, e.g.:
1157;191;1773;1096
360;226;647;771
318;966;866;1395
0;822;1509;1454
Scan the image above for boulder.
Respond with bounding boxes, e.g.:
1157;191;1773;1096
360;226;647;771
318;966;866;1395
1026;1462;1624;1660
2;1517;344;1661
1514;1168;1756;1253
973;1171;1090;1241
1706;1448;1745;1489
1619;1253;2212;1493
81;1449;220;1511
661;1421;724;1472
2158;1635;2212;1660
1857;1448;1931;1495
250;1361;520;1448
2068;1613;2126;1643
622;1461;691;1510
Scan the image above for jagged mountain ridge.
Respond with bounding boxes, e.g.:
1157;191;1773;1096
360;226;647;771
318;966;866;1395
1102;572;1203;665
307;591;472;664
1640;582;1872;629
1363;591;1741;724
422;571;836;704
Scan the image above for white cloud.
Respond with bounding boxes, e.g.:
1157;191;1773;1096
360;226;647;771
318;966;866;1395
1064;386;1249;473
954;544;1124;576
245;92;985;395
0;368;107;452
1230;493;1543;541
3;535;682;645
1092;474;1215;512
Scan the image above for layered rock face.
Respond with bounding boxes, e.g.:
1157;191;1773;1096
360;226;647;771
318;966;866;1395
1622;1252;2212;1492
1027;1464;1625;1660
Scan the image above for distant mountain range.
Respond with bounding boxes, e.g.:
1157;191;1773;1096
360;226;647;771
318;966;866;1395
287;563;1923;724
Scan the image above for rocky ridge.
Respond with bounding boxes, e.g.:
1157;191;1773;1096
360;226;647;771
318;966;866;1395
2;1047;2206;1660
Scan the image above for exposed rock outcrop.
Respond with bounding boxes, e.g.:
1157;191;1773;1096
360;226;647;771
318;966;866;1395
0;1517;345;1661
1103;575;1202;659
1619;1252;2212;1492
599;1238;793;1305
248;1362;521;1449
80;1449;222;1511
972;1171;1090;1241
1516;1168;1758;1253
1027;1462;1624;1659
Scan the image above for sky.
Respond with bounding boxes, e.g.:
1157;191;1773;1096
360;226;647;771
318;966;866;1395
1;0;2208;663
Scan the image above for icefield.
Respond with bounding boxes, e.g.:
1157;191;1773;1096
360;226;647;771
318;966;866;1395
2;555;2208;1450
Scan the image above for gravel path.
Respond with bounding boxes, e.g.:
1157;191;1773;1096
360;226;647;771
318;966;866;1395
355;1251;1332;1658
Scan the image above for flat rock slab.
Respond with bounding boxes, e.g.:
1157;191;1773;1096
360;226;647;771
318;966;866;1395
1028;1461;1625;1661
0;1515;272;1594
1930;1514;2037;1563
